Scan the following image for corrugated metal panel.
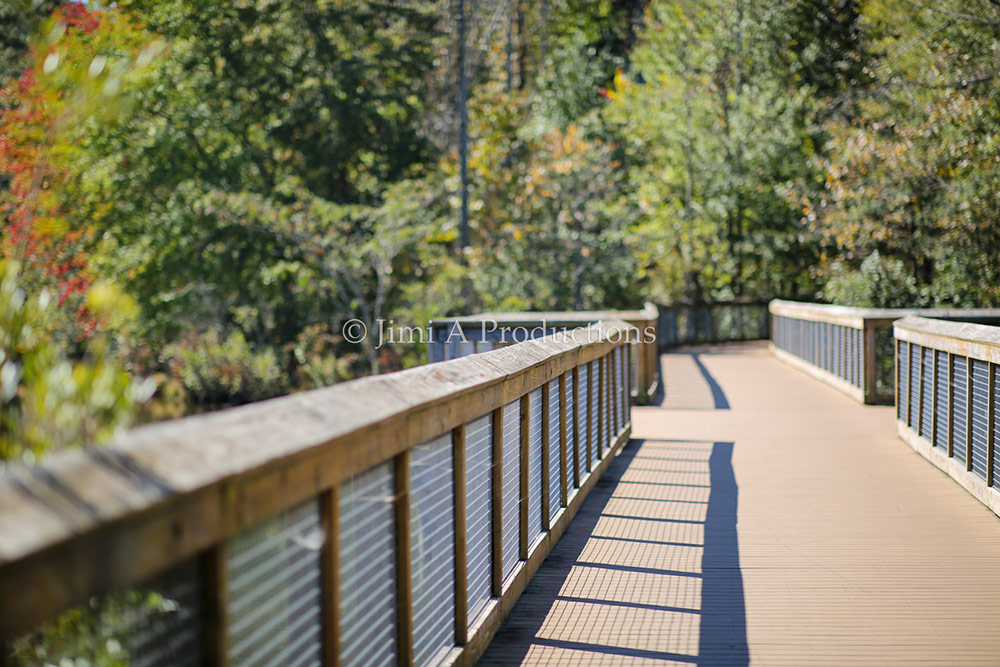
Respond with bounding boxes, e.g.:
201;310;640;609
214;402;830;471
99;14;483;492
12;560;205;667
464;415;493;624
934;350;949;450
547;378;562;523
953;357;969;465
619;346;627;426
630;343;638;394
908;344;921;431
339;463;396;666
501;400;521;578
577;365;589;481
410;434;456;667
227;500;322;667
971;359;990;481
564;372;576;489
920;347;933;441
590;361;596;470
527;388;544;546
128;560;203;667
898;341;909;421
832;326;841;378
994;367;1000;487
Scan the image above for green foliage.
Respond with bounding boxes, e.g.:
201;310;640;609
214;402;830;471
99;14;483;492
0;261;148;463
823;251;922;308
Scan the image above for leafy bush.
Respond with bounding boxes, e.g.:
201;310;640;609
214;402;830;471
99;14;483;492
0;261;150;463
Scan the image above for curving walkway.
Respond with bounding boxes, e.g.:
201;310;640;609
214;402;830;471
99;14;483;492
479;342;1000;665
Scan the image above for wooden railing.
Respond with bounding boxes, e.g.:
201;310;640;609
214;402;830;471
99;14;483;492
657;299;769;348
429;304;659;405
894;316;1000;518
0;321;636;666
769;300;1000;405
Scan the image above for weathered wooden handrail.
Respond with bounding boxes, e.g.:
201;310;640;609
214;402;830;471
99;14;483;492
0;320;636;666
429;304;659;405
770;300;1000;404
895;316;1000;518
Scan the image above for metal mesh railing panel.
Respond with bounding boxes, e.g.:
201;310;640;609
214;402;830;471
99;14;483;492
577;365;589;480
565;371;577;489
465;414;493;624
227;500;323;667
527;388;544;546
908;344;921;431
501;400;521;578
953;357;969;465
547;378;562;522
971;359;990;481
590;362;599;470
10;559;205;667
339;462;396;666
410;434;456;667
920;346;934;441
898;341;909;421
934;350;949;450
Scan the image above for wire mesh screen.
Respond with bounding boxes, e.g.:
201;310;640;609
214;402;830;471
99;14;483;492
9;559;204;667
935;350;949;450
619;346;627;425
527;388;544;546
908;344;921;431
920;346;933;441
971;359;990;481
613;348;622;431
898;341;909;421
602;357;611;445
501;399;521;579
832;325;841;378
577;364;589;480
953;357;969;465
565;371;577;490
994;367;1000;486
547;378;562;523
410;434;456;667
227;500;323;667
339;462;396;666
465;414;493;624
630;342;638;394
590;361;599;470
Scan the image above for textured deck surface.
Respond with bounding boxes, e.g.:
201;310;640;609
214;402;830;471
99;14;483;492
478;341;1000;666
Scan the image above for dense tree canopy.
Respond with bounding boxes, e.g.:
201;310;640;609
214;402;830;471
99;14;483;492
3;0;1000;459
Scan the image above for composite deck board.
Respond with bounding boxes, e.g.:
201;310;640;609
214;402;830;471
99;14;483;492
479;342;1000;665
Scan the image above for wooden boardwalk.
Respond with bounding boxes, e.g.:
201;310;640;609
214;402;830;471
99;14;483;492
479;342;1000;665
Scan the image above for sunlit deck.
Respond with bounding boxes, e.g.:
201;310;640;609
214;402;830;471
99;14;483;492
481;342;1000;665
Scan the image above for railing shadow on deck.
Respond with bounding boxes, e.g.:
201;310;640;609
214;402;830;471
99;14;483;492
479;438;748;666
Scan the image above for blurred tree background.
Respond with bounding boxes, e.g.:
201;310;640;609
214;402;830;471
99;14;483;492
4;0;1000;459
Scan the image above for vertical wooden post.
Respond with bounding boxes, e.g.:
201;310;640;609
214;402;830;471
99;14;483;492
518;394;529;560
967;357;974;471
320;488;341;667
452;425;468;645
540;382;551;532
863;322;878;405
394;453;413;666
948;353;955;458
988;364;996;487
558;373;568;506
571;367;581;489
490;407;503;596
201;544;229;667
